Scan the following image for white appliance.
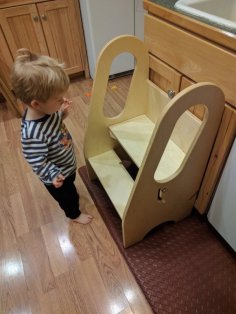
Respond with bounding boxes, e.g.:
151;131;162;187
79;0;145;78
207;138;236;251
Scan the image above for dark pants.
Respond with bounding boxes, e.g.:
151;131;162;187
44;172;81;219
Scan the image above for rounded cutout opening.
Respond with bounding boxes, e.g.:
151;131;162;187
103;53;134;117
154;105;208;183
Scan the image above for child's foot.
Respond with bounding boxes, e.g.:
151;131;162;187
72;213;93;225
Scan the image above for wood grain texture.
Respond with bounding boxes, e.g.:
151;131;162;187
145;15;236;107
0;0;89;88
180;76;206;120
144;11;236;214
37;0;84;75
0;76;153;314
143;0;236;51
149;54;181;94
195;104;236;213
83;35;225;247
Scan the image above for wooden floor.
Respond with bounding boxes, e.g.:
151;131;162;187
0;75;153;314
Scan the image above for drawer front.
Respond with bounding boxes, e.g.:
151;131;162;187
149;54;181;94
145;15;236;108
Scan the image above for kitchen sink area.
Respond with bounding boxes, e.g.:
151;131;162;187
174;0;236;31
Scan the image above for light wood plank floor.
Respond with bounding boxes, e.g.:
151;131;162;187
0;75;153;314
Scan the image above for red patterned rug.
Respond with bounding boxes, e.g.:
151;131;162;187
79;166;236;314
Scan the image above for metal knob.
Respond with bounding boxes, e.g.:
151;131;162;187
167;89;176;99
41;14;47;21
33;15;39;22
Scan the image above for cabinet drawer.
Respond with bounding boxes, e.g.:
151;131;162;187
145;15;236;107
149;54;181;94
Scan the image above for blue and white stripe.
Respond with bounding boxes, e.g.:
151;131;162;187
21;111;77;184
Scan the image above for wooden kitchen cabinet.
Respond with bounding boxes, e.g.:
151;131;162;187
144;5;236;214
145;15;236;106
149;54;181;95
37;0;85;75
0;4;49;60
0;22;22;117
0;24;13;86
149;54;205;120
195;105;236;212
0;0;88;86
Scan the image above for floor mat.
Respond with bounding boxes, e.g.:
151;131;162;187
79;166;236;314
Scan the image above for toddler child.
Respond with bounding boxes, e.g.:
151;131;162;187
11;48;93;224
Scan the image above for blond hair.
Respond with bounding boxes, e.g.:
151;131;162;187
11;48;70;105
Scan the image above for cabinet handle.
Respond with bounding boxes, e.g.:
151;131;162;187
41;14;47;21
33;15;39;22
167;89;176;99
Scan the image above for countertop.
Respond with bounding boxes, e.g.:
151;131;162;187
148;0;236;36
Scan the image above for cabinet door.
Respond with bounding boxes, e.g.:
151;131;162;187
0;23;13;87
37;0;84;75
180;76;206;120
0;4;49;56
195;105;236;214
149;54;181;94
0;25;22;117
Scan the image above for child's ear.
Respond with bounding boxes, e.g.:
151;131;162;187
30;99;40;109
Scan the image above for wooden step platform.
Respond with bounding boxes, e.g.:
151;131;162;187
109;115;155;167
88;150;134;218
109;115;186;181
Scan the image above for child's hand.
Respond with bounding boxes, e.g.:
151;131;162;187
52;174;65;188
61;98;72;119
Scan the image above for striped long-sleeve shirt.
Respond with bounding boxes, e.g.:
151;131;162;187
21;110;77;185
